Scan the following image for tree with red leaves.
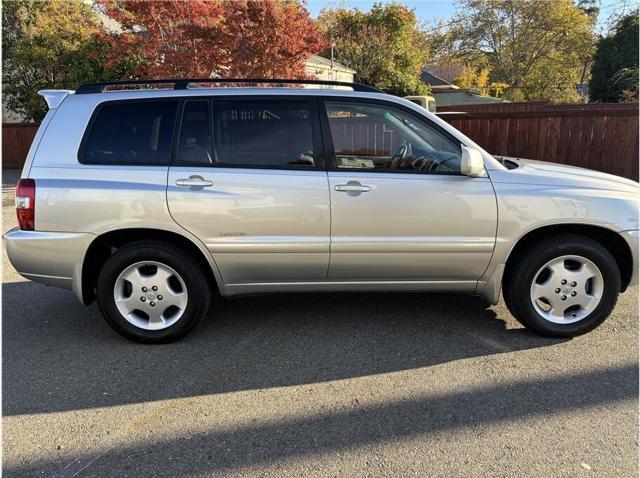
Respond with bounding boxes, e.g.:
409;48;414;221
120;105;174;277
224;1;326;78
99;0;228;78
100;0;326;79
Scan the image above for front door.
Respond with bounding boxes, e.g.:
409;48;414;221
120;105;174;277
321;99;497;282
167;97;330;284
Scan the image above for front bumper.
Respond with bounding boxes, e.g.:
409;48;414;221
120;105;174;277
621;229;639;288
3;228;95;302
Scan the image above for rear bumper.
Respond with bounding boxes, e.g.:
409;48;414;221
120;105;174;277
3;228;94;302
621;229;639;288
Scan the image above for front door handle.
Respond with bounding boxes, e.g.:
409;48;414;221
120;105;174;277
334;182;371;193
175;176;213;189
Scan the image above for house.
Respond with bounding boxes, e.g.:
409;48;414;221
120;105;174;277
420;68;506;107
304;55;356;84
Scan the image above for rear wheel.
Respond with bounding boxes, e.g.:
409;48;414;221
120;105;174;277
96;241;211;343
503;234;620;337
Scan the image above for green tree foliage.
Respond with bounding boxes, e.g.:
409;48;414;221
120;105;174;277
440;0;595;103
589;15;639;103
2;0;134;122
318;3;429;96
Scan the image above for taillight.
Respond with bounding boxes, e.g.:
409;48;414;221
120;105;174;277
16;179;35;231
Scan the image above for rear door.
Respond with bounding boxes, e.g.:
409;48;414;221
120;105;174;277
167;97;330;284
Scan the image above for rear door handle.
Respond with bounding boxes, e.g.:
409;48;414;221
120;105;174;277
334;183;371;193
175;176;213;189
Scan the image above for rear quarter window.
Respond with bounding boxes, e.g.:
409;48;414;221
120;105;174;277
80;100;178;165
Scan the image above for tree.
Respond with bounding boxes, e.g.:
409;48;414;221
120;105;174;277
99;0;229;78
457;66;491;96
99;0;326;79
2;0;133;122
589;15;639;102
224;1;326;78
2;0;26;57
453;64;509;98
318;3;430;96
441;0;595;102
597;0;637;34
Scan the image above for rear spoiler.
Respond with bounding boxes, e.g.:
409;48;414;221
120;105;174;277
38;89;74;109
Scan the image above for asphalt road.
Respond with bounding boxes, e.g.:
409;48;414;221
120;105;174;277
2;172;638;477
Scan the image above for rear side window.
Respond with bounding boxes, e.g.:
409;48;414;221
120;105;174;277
80;100;178;165
212;100;316;168
176;100;213;165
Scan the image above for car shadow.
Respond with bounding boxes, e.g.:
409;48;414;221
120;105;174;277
5;364;636;477
2;280;564;416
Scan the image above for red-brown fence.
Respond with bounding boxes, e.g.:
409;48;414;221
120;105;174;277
438;103;638;180
438;101;553;113
437;101;638;114
436;102;639;180
2;123;38;168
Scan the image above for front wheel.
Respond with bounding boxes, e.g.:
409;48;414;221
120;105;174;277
503;234;621;337
96;241;212;343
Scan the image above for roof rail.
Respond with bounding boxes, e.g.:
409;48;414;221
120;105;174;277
74;78;384;95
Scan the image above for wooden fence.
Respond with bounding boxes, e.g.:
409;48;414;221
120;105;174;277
438;103;639;180
3;102;639;180
3;124;38;168
437;101;638;113
438;101;553;113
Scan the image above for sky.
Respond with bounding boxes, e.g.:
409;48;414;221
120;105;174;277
305;0;632;32
306;0;457;25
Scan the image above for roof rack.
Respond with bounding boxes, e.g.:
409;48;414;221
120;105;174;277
74;78;384;95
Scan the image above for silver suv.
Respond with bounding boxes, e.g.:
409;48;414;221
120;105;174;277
4;79;639;343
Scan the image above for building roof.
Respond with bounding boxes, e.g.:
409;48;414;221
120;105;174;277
431;89;507;107
420;66;506;106
428;63;465;83
306;55;357;74
420;68;456;88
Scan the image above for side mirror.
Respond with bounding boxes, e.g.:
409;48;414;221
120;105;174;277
460;146;485;177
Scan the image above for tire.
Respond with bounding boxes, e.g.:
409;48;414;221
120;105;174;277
503;234;621;338
96;240;212;343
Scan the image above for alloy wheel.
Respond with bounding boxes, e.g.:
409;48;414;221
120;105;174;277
113;261;188;330
529;255;604;324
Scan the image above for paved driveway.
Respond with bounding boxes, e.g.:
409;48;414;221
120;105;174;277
2;173;638;477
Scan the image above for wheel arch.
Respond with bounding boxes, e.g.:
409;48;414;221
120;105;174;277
504;223;633;293
81;228;221;305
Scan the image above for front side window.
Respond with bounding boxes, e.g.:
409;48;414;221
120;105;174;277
81;100;178;165
212;100;316;167
324;101;461;173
